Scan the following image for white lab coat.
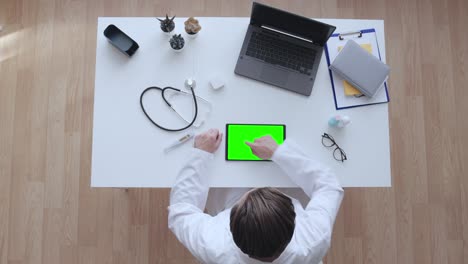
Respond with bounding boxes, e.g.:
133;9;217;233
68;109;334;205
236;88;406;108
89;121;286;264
168;140;344;264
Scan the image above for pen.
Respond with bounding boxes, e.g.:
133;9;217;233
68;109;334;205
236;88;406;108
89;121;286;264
164;133;194;153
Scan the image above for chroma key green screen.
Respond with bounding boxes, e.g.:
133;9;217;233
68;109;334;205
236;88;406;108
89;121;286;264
226;124;285;161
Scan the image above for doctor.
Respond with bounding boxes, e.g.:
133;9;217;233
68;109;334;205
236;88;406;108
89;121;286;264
168;128;344;264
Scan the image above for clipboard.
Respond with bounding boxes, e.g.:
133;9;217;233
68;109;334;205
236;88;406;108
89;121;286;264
325;28;389;110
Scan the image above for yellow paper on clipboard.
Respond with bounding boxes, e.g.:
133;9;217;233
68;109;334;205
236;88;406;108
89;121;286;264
338;43;372;96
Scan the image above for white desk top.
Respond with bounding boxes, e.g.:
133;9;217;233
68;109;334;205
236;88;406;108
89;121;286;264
92;17;391;188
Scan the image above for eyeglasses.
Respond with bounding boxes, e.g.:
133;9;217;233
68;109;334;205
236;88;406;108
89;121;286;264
321;133;347;162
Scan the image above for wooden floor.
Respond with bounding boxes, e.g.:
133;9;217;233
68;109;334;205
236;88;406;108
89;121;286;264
1;0;467;263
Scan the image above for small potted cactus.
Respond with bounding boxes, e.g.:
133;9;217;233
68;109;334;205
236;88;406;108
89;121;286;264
157;14;175;35
169;34;185;52
184;17;201;38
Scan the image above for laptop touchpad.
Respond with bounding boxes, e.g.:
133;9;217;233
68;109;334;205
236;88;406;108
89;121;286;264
260;66;289;86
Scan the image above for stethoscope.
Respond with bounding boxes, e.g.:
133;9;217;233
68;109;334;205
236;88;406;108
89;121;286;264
139;78;211;132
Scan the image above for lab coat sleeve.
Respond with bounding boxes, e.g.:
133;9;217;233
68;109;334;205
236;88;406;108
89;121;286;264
271;139;344;253
167;148;223;263
169;148;213;209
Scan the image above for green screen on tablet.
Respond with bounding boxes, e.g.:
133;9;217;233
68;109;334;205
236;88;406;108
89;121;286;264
225;124;286;161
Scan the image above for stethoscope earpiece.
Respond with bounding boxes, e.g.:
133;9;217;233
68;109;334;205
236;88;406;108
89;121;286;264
184;78;196;90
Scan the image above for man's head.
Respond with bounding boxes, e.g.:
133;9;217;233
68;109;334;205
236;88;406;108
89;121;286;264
230;187;296;261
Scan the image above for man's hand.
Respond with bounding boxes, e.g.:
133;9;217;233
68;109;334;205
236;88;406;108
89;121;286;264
194;128;223;153
245;135;279;160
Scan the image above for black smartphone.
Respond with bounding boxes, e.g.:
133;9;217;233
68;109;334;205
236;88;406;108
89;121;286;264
103;24;139;56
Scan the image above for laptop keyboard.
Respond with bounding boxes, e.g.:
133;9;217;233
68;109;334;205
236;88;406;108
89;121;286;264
246;32;316;75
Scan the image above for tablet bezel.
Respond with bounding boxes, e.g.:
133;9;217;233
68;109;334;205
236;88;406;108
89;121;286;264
225;123;286;161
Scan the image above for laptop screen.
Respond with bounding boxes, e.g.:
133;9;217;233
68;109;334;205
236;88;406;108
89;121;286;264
250;2;336;46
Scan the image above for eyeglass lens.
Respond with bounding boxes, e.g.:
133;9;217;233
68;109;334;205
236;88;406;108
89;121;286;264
333;147;347;162
322;133;336;147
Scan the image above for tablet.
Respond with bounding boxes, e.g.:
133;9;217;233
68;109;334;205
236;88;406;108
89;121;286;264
225;124;286;161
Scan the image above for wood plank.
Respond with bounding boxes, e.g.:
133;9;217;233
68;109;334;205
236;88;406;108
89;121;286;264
362;189;396;264
412;204;431;264
344;237;363;264
0;30;18;264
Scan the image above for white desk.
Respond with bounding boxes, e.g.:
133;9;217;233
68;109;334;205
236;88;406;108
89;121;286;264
92;17;391;188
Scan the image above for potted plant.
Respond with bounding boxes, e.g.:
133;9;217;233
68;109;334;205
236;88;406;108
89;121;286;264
169;34;185;52
184;17;201;38
157;14;175;35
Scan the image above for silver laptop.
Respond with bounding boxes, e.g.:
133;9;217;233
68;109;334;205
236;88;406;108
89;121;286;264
234;2;336;96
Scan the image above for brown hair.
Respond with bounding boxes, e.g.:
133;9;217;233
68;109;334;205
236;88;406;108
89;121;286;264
230;187;296;259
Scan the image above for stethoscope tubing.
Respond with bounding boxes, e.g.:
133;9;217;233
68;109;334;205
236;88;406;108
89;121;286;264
140;86;198;132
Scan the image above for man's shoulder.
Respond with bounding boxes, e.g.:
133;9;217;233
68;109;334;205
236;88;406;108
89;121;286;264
286;214;331;261
198;218;240;263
